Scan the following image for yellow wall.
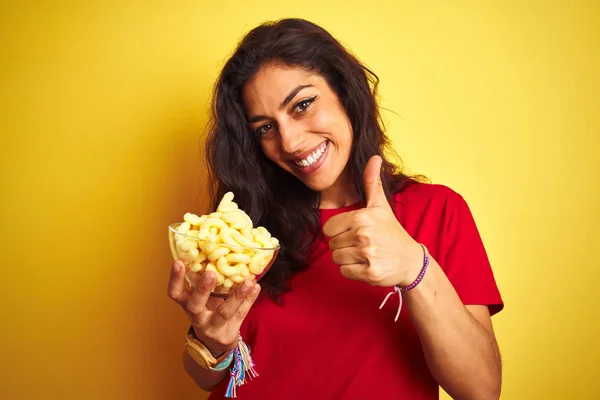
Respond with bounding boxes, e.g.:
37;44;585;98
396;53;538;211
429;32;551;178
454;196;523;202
1;1;598;399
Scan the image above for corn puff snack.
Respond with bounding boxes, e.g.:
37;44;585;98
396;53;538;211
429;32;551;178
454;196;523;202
173;192;279;292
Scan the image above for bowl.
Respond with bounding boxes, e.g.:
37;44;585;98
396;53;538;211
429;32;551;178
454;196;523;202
168;223;280;297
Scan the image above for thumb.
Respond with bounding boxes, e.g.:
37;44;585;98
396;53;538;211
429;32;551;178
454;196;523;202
364;155;387;208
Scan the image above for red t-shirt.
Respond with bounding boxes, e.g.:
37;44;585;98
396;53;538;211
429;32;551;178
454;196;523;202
209;183;503;399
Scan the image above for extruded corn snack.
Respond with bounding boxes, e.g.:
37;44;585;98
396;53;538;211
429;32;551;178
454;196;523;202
174;192;279;290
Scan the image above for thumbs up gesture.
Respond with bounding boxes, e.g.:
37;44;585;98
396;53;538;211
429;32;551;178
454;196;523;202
322;156;423;287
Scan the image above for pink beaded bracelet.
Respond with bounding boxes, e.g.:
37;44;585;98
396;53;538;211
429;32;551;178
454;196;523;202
379;243;430;322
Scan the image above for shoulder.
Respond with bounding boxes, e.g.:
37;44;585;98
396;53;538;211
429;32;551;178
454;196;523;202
389;181;475;237
392;181;466;210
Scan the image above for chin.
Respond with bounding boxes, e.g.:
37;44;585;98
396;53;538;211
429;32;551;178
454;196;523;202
300;174;338;193
303;182;329;192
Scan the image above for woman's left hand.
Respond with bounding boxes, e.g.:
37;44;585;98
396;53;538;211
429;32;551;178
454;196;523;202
323;156;424;287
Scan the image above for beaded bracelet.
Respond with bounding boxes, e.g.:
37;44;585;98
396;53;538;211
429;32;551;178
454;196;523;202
399;243;430;292
379;243;430;322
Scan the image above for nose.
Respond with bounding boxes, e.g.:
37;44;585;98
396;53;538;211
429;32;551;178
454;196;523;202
278;120;305;155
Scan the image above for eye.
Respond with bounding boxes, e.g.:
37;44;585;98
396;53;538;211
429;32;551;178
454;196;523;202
293;96;317;113
255;123;273;137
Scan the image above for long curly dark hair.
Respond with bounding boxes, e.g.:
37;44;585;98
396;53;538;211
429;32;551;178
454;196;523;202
205;18;417;298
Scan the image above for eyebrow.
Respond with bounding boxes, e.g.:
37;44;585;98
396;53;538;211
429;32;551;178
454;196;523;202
248;84;313;124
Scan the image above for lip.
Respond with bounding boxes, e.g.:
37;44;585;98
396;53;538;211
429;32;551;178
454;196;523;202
287;141;328;162
292;141;329;175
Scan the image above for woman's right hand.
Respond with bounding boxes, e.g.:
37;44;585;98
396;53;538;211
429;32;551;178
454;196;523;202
168;260;261;357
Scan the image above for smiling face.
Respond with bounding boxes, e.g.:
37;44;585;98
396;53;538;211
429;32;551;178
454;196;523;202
242;63;356;204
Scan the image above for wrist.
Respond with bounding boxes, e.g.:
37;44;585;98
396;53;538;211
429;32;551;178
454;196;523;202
185;325;234;370
189;326;229;358
379;243;431;322
397;243;429;291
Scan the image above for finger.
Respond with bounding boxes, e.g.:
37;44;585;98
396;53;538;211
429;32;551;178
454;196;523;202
340;263;368;282
322;209;364;238
167;260;189;305
205;295;226;311
234;283;261;322
322;213;350;238
331;247;368;265
364;155;387;208
186;271;218;319
328;229;358;251
212;280;255;323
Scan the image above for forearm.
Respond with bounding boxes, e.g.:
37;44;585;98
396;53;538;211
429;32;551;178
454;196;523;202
183;351;228;392
404;259;501;400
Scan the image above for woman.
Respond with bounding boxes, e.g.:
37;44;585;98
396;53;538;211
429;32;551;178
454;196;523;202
168;18;503;400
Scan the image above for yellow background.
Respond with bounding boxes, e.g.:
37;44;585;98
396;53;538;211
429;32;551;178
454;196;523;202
1;1;598;399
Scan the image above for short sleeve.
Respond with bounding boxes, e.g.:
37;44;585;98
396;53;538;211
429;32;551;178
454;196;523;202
441;192;504;316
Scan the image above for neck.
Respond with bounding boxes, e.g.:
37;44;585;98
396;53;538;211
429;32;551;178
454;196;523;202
318;169;360;209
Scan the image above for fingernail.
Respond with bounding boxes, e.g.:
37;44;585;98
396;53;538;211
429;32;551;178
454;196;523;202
173;263;180;273
252;284;260;294
241;281;252;292
203;273;214;283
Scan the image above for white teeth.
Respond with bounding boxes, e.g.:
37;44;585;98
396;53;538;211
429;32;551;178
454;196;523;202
295;142;328;168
